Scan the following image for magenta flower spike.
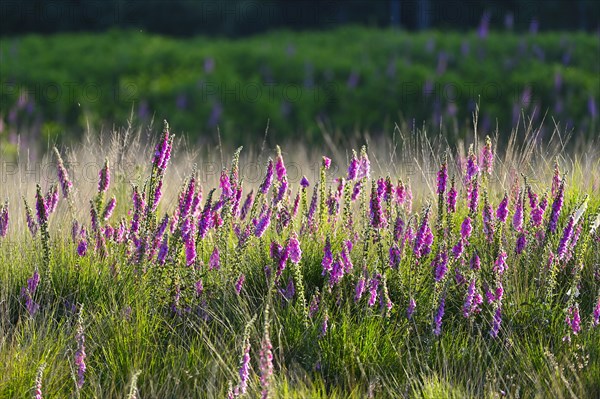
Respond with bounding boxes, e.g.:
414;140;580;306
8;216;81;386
355;276;366;303
513;192;524;232
592;296;600;327
321;238;333;275
275;146;287;181
489;306;502;338
74;307;86;389
407;297;416;320
557;215;575;260
548;179;565;233
437;161;448;195
322;156;332;170
0;200;9;237
460;216;473;241
447;179;457;213
433;295;446;336
209;245;220;270
98;158;110;194
358;148;370;180
481;136;494;175
496;193;509;222
347;150;359;180
287;232;302;264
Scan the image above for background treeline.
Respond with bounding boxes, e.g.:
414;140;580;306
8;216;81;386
1;0;599;37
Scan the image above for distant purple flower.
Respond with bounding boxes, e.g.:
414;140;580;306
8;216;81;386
358;150;370;180
347;152;359;180
103;197;117;221
260;160;274;195
516;232;526;254
592;297;600;327
461;216;473;240
254;208;272;238
235;338;251;395
489;306;502;338
328;258;344;287
157;235;168;264
513;194;524;231
369;181;385;229
209;246;220;270
589;95;597;119
74;310;86;389
354;276;366;302
493;251;508;275
287;233;302;263
447;182;457;213
300;176;310;188
468;179;479;214
389;243;402;269
481;137;494;175
275;148;286;181
437;162;447;195
470;251;481;270
235;274;245;295
548;180;564;233
414;209;434;258
368;274;380;307
185;238;196;266
240;190;254;220
0;201;8;237
407;297;416;320
496;194;508;222
98;159;110;193
432;250;449;282
322;238;333;275
478;11;490;38
451;239;464;259
433;296;446;336
565;303;581;337
465;149;479;183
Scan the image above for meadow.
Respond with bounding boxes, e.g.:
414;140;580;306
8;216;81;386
0;118;599;398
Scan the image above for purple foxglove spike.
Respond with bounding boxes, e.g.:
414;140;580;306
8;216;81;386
275;146;286;181
516;232;527;254
261;160;274;195
321;238;333;275
103;197;117;221
98;159;110;194
355;276;366;303
548;180;565;233
287;233;302;264
300;176;310;188
0;201;8;238
407;297;416;320
513;193;524;232
437;161;448;195
209;246;220;270
481;136;494;175
496;194;509;222
322;156;331;170
433;295;446;336
185;237;196;266
489;306;502;338
347;151;359;180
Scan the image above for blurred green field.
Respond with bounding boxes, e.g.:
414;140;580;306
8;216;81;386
1;27;598;148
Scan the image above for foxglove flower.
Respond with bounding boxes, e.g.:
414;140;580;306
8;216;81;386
44;185;59;215
322;156;331;170
185;238;196;266
389;243;402;269
322;238;333;275
260;159;274;194
240;190;254;220
407;297;416;320
369;181;385;228
482;198;494;241
103;197;117;220
74;307;86;389
53;147;73;199
254;208;272;238
0;201;8;237
437;161;448;194
447;180;457;213
592;296;600;327
98;158;110;193
461;216;473;240
157;235;168;265
557;215;574;260
481;136;494;175
300;176;310;188
347;151;359;180
275;146;286;181
470;251;481;270
358;147;370;179
209;246;220;270
493;251;508;275
433;296;446;336
489;306;502;338
465;146;479;182
368;274;380;307
516;232;526;254
463;279;477;318
287;233;302;263
259;319;274;399
496;194;508;222
355;275;366;303
513;193;524;231
414;209;434;258
451;239;464;259
34;363;45;399
235;338;251;395
340;241;353;272
77;230;88;257
433;250;449;282
548;180;564;233
21;269;40;315
328;257;344;287
235;274;245;294
468;178;479;214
